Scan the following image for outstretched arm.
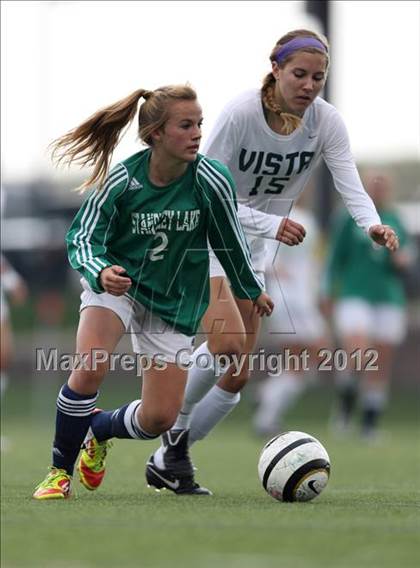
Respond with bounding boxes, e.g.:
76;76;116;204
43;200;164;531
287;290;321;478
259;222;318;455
368;224;399;251
322;110;383;233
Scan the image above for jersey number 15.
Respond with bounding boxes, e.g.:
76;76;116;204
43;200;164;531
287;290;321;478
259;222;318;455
249;176;288;196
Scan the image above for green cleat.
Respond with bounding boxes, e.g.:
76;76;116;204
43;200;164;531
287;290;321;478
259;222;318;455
33;468;72;500
77;435;112;491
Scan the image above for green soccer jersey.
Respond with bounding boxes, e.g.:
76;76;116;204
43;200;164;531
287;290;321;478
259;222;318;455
66;149;263;336
324;208;409;306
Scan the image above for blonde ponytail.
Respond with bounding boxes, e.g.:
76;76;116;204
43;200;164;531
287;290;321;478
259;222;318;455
51;85;197;192
261;75;302;135
51;89;150;192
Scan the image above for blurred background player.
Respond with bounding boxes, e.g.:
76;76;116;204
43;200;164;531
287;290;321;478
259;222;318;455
32;84;272;500
253;197;329;437
147;29;400;494
1;253;28;450
323;171;414;440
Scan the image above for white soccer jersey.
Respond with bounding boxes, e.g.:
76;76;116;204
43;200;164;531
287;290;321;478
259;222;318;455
203;88;381;241
265;207;322;307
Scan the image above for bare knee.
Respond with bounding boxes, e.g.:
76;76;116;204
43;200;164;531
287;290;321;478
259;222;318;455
68;367;107;395
218;367;250;393
207;332;247;359
139;409;178;435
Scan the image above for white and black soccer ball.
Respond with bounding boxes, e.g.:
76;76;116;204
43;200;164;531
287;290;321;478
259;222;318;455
258;431;330;502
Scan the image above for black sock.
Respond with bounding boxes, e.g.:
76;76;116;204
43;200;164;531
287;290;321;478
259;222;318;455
52;383;98;475
91;400;159;441
361;406;382;436
337;371;359;422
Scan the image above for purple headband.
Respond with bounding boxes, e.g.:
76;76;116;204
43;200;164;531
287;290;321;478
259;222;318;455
275;37;327;64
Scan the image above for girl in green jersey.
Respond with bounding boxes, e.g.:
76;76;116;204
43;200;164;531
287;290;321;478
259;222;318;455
325;171;413;440
33;85;273;499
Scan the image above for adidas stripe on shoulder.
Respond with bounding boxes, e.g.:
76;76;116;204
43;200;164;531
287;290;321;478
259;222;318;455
197;158;264;292
72;164;129;278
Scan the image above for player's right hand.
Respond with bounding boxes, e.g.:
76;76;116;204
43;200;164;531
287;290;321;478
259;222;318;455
100;265;132;296
369;224;399;251
254;292;274;317
276;218;306;246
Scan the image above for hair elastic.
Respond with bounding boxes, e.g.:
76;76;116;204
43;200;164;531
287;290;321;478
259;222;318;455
275;37;327;64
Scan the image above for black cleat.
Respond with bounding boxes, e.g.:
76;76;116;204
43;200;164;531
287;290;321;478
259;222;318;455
145;429;212;495
145;456;212;495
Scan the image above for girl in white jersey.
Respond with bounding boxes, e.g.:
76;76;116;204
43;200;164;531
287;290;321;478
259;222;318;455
147;29;399;494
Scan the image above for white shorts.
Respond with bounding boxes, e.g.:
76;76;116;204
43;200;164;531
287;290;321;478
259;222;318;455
260;297;326;347
209;235;266;287
79;279;194;364
278;301;326;343
334;298;406;345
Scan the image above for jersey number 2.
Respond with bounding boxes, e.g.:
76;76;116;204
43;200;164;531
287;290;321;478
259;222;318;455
149;231;168;261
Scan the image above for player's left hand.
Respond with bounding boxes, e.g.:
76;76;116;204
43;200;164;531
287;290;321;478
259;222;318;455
276;218;306;246
368;224;399;251
254;292;274;316
100;265;132;295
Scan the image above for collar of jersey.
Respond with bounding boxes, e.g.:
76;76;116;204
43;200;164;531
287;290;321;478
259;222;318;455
144;151;194;192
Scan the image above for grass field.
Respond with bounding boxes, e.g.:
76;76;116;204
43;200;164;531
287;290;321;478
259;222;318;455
1;381;419;568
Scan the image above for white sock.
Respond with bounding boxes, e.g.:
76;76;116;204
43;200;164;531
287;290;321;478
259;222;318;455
188;385;241;445
172;341;219;430
253;372;305;433
154;342;221;466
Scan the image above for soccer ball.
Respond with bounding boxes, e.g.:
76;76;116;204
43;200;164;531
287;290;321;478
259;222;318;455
258;431;330;502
